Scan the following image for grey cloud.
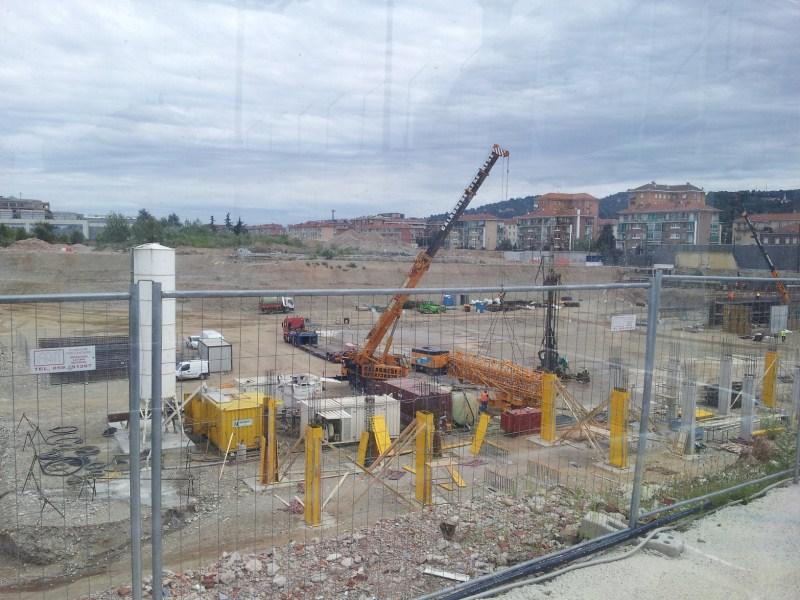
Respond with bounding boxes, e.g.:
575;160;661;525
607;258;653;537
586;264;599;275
0;0;798;223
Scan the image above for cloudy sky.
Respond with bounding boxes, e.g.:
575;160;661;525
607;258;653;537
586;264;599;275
1;0;798;224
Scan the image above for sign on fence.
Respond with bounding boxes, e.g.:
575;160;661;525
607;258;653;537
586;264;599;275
30;346;96;374
611;314;637;332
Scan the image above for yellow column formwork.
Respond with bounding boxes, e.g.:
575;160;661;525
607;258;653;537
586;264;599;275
470;413;491;456
415;411;434;505
259;397;278;485
540;373;558;442
304;424;323;526
763;350;778;408
609;387;630;469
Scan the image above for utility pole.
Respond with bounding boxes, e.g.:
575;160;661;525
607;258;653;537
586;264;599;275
331;209;336;222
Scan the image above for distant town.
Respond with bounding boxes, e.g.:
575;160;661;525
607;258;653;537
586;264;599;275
2;184;800;261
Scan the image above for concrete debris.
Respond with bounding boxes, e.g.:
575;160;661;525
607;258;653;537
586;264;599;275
85;488;585;600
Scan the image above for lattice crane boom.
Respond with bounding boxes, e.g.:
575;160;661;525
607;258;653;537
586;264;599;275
343;144;509;383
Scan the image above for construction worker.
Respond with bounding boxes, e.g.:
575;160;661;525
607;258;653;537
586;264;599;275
781;329;788;343
479;389;490;414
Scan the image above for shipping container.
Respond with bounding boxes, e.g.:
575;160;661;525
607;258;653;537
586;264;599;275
501;407;542;435
199;337;233;373
371;377;452;426
298;395;400;444
186;388;272;450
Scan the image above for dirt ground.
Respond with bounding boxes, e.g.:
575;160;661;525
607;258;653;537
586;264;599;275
0;247;796;599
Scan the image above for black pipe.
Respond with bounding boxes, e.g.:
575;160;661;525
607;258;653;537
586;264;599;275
415;502;708;600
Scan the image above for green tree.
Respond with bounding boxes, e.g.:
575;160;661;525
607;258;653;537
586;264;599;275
131;209;163;243
166;212;181;227
209;215;217;232
32;222;56;242
14;228;29;241
593;224;616;254
224;212;232;230
98;213;131;244
69;229;86;244
0;224;16;246
233;217;245;236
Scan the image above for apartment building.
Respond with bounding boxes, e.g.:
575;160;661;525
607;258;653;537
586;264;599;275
349;213;426;244
616;182;720;252
733;213;800;246
516;193;599;251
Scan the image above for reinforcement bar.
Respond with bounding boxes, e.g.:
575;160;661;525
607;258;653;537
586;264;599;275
163;282;649;299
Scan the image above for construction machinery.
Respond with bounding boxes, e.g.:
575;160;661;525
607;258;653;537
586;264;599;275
341;144;510;386
742;211;791;305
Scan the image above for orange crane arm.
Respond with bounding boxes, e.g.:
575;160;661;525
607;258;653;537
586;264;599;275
742;211;790;305
353;144;509;369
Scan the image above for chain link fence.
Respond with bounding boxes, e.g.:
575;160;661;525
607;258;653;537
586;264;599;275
0;276;798;599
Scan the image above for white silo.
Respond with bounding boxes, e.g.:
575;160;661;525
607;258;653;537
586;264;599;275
132;244;176;410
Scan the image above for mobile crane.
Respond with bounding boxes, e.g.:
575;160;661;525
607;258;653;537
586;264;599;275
741;211;790;305
341;144;510;387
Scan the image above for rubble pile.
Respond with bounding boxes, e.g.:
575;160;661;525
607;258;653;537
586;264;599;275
86;488;585;600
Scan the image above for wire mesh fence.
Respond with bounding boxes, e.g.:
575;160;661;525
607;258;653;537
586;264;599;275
0;294;133;600
0;276;798;600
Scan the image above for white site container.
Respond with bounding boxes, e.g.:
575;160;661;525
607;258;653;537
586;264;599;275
298;395;400;444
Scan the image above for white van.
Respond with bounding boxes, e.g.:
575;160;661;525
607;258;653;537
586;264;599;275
176;360;209;380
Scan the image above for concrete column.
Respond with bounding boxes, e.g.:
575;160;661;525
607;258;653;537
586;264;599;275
792;365;800;425
741;373;755;442
415;411;434;505
304;424;322;526
540;373;557;442
681;364;696;455
718;351;733;417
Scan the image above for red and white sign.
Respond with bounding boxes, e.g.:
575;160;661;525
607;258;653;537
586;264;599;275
30;346;96;374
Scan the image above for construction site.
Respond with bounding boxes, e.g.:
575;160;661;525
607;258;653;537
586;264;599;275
1;149;799;600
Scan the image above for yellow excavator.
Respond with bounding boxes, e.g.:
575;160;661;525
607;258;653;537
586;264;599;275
341;144;510;387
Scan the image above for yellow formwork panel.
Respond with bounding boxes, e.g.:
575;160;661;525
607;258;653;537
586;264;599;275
470;413;490;456
446;465;466;488
370;415;392;455
415;411;434;505
763;351;778;408
259;397;278;485
304;424;322;527
540;373;558;442
609;387;630;469
695;408;714;421
356;431;370;467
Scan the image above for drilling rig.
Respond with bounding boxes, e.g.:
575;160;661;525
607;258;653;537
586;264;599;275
341;144;510;388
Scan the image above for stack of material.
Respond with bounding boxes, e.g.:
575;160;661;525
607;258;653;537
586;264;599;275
448;350;542;407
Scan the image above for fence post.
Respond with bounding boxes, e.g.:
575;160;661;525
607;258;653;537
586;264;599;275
150;282;163;600
128;282;143;600
629;270;662;527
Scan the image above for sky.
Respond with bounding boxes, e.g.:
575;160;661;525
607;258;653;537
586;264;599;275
1;0;798;224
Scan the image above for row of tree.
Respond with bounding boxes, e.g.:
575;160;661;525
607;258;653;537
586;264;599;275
98;210;248;245
0;222;85;247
